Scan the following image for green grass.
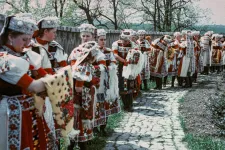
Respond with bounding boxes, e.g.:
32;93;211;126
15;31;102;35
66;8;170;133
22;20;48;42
179;116;187;132
179;115;225;150
86;111;125;150
183;134;225;150
178;95;225;150
178;97;185;103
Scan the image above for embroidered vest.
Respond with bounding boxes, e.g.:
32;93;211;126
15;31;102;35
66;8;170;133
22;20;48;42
117;42;132;59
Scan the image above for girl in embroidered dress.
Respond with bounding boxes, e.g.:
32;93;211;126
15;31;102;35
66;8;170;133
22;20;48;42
164;32;181;87
112;29;142;112
129;30;142;98
137;30;151;90
149;35;172;90
200;31;213;75
192;31;202;83
221;36;225;71
68;24;101;150
0;15;56;150
210;34;223;74
33;17;68;74
177;30;195;88
97;29;120;135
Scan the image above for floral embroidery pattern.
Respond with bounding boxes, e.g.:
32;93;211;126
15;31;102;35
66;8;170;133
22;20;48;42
0;52;10;74
43;66;76;138
7;98;21;150
82;87;92;111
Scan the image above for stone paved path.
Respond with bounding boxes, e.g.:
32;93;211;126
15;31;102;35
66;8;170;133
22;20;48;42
105;88;188;150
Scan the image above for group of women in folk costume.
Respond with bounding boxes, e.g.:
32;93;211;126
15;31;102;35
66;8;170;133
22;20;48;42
210;34;223;73
0;15;59;150
201;31;225;75
1;13;225;150
0;14;123;150
112;29;144;112
68;24;123;150
0;14;79;150
149;35;172;89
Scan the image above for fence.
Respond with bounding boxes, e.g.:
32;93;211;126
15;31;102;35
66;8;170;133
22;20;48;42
56;26;173;55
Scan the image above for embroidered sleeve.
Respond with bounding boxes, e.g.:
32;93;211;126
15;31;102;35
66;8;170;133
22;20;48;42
112;42;119;55
39;47;52;69
0;54;33;88
0;52;10;74
25;49;42;70
110;52;117;63
54;47;68;63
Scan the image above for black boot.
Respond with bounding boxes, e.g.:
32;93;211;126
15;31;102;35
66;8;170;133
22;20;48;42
192;73;197;83
79;142;87;150
171;76;175;87
127;93;134;112
217;66;220;74
140;83;143;90
143;79;148;90
189;76;192;87
206;65;209;75
67;141;75;150
158;78;162;90
100;125;107;136
154;77;159;89
177;77;182;86
121;95;128;111
183;77;189;88
93;127;100;136
163;76;167;87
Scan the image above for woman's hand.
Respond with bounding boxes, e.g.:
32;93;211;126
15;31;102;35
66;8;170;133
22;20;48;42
28;79;46;94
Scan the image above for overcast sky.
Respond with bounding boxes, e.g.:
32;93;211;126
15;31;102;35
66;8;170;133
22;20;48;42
197;0;225;25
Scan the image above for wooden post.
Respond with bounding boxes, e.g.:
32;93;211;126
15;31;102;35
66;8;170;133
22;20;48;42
0;14;5;32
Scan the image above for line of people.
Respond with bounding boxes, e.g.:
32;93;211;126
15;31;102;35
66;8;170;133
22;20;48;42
0;13;224;150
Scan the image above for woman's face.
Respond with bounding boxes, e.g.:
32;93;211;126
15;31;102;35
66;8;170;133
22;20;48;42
215;37;219;42
139;35;145;40
98;35;106;47
44;28;57;41
130;36;137;42
176;35;181;41
81;32;93;43
9;34;32;53
183;35;187;40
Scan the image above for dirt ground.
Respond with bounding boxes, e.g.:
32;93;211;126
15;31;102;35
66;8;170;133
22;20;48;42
179;74;223;138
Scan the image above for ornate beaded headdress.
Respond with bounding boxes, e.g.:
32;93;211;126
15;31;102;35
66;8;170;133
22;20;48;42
137;30;146;35
212;34;223;40
97;29;107;37
37;16;60;29
163;35;172;43
174;32;181;37
120;29;133;41
79;23;96;33
191;31;200;37
130;30;137;36
0;15;38;35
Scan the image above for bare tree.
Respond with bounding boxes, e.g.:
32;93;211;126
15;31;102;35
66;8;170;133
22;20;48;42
97;0;137;29
135;0;209;32
52;0;67;18
73;0;102;25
